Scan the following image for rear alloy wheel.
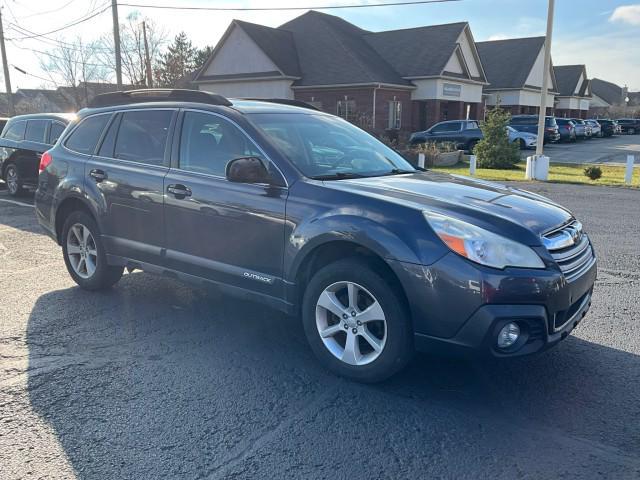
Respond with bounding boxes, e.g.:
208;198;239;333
302;259;413;382
62;211;123;290
4;164;23;196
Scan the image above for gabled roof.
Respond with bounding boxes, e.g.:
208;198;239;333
279;11;409;86
476;36;555;91
198;11;486;88
590;78;624;105
234;20;301;77
363;22;471;79
554;65;588;97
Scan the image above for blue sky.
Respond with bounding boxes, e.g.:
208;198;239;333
4;0;640;91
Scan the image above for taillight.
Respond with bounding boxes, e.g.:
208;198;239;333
39;151;52;173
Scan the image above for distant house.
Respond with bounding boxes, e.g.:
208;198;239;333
553;65;591;119
476;37;558;116
0;82;135;117
588;78;640;117
194;11;488;134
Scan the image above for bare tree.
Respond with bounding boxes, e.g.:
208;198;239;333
39;36;110;109
98;12;167;87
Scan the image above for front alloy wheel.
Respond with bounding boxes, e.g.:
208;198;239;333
302;259;413;382
315;281;387;366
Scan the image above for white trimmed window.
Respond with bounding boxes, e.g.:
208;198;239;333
388;100;402;129
337;100;356;121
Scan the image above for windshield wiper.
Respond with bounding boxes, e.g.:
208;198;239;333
309;172;368;180
381;168;416;176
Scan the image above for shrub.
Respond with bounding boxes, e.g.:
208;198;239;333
584;166;602;181
474;105;520;169
401;141;458;168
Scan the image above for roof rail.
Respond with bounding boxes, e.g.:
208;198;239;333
241;98;320;111
88;89;233;108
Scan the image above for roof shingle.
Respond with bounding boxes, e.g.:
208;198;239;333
476;37;550;90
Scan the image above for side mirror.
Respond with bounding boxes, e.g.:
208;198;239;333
226;156;271;184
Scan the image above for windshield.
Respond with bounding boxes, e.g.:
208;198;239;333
248;113;415;179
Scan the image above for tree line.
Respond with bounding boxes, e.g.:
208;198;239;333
38;12;213;105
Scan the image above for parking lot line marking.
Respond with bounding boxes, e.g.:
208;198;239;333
0;198;34;208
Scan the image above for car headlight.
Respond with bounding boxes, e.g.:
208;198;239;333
424;212;545;269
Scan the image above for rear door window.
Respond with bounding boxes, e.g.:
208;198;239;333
113;110;173;166
25;120;48;143
65;114;111;155
3;121;26;140
48;122;66;144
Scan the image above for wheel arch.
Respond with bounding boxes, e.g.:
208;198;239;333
54;195;98;245
292;239;411;316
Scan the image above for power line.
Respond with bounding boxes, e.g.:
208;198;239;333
11;64;54;84
7;39;114;69
117;0;462;12
6;3;111;41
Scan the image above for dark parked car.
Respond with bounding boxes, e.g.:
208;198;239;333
409;120;482;152
508;115;560;143
592;119;617;137
616;118;640;134
35;89;597;382
0;113;73;196
555;118;577;142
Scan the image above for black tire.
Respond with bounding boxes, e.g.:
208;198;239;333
518;138;526;150
61;211;123;290
302;258;413;383
467;140;478;154
3;163;23;197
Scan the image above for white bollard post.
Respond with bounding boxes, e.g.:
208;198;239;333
534;155;549;181
525;156;535;180
469;155;476;175
418;153;425;169
625;154;634;185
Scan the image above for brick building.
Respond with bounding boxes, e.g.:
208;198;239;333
194;11;487;135
476;37;558;116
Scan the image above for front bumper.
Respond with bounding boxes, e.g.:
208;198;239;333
390;249;597;358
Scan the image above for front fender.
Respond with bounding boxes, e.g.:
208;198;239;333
284;212;445;284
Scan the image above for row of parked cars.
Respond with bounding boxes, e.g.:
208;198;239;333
0;89;598;382
409;115;639;152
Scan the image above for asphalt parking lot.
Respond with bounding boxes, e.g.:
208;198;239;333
1;183;639;479
530;134;640;164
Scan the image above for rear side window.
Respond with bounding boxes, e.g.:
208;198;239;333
48;122;66;144
114;110;173;166
3;121;26;140
25;120;48;143
179;111;259;176
65;114;111;155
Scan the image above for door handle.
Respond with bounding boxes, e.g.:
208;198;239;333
167;184;191;198
89;169;106;182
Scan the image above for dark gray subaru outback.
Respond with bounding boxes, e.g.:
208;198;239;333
35;89;596;382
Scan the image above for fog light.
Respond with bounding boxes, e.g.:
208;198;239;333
497;322;520;349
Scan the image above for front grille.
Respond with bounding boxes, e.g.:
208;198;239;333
542;220;595;282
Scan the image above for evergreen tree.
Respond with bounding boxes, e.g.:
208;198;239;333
474;103;520;169
154;32;198;87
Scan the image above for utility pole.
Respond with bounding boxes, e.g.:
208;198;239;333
142;20;153;88
535;0;555;156
111;0;122;89
0;7;15;116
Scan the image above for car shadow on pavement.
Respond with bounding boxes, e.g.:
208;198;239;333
26;272;640;478
0;192;39;235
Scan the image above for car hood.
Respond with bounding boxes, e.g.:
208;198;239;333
325;171;572;244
